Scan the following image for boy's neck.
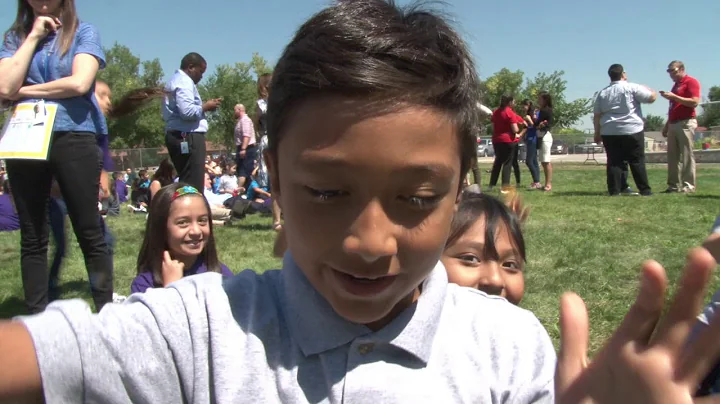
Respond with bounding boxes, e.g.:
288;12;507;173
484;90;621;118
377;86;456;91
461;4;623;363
364;286;421;331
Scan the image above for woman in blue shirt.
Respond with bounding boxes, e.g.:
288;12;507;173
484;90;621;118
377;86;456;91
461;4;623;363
0;0;113;314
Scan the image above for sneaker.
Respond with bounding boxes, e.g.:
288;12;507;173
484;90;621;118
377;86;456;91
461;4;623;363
661;188;679;194
621;187;640;196
682;182;696;194
640;191;653;197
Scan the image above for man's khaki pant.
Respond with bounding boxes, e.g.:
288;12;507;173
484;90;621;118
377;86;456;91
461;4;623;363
667;118;697;189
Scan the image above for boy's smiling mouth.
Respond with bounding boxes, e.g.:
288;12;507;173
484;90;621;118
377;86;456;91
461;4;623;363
331;269;398;298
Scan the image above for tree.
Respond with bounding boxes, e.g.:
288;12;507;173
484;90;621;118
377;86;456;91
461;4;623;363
699;86;720;129
521;71;592;129
97;43;165;149
644;114;665;131
200;54;273;149
479;69;592;134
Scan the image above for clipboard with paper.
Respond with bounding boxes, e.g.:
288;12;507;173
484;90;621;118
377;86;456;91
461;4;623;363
0;100;57;160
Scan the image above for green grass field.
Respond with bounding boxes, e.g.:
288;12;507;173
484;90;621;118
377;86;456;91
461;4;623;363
1;164;719;354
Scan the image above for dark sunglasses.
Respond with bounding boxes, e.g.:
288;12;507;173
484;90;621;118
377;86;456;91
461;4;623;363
667;68;679;73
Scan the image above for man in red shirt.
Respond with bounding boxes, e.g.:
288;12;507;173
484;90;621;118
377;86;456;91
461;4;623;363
661;60;701;193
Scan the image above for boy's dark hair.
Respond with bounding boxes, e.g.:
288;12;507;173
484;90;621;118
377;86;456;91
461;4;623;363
136;182;221;287
499;95;514;109
446;192;526;264
608;64;624;82
267;0;481;179
180;52;206;70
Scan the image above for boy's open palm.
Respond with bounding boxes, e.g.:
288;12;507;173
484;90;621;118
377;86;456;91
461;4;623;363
162;251;184;287
556;248;720;404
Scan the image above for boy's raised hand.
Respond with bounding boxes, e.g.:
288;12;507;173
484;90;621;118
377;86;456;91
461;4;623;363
162;251;184;287
556;248;720;403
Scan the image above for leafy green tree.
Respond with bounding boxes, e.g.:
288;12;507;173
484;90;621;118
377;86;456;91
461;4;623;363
644;114;666;131
200;54;273;149
479;69;592;135
97;43;165;148
699;86;720;129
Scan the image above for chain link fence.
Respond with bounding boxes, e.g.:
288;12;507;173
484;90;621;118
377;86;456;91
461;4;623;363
110;146;231;171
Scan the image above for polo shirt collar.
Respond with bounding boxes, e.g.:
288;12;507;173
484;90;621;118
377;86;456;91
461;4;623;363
281;253;447;364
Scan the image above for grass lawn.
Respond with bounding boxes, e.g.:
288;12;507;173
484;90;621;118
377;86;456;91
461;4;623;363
0;163;719;355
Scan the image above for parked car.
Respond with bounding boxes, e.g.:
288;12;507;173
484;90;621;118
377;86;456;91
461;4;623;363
477;138;495;157
551;140;569;155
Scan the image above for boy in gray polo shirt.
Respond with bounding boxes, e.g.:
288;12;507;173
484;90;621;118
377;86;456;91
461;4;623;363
2;1;720;403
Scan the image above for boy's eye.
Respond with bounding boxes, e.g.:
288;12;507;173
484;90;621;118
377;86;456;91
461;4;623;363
457;254;480;264
198;216;209;225
502;261;523;272
304;186;346;202
401;194;442;209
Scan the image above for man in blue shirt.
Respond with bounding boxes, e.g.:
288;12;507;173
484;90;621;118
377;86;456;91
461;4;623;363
593;64;657;196
163;53;222;191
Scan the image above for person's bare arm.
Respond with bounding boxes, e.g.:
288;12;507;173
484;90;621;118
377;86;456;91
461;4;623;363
149;180;162;200
0;322;43;403
0;17;60;98
15;54;99;100
593;113;602;143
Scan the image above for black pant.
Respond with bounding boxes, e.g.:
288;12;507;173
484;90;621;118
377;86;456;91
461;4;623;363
602;132;651;195
7;131;113;314
165;131;206;191
489;142;517;187
511;143;521;185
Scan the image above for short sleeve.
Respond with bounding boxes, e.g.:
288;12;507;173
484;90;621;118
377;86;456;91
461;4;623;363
593;94;602;114
0;31;19;60
687;78;701;99
632;84;655;104
74;23;106;69
130;272;154;294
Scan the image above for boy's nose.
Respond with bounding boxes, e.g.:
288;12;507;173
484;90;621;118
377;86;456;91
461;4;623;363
474;262;505;297
343;199;397;262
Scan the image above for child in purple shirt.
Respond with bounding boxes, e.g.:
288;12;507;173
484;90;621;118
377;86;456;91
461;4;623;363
130;184;233;294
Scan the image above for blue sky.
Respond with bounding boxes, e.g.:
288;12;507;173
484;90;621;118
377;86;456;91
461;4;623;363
2;0;719;129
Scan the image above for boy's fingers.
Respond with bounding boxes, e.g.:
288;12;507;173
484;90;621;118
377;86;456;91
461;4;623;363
608;261;666;349
651;248;715;355
556;293;589;395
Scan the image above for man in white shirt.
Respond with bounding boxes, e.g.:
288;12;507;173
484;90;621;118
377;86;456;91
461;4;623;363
593;64;657;196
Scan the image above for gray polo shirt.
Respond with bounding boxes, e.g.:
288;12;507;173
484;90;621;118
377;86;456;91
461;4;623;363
594;81;654;136
21;255;555;403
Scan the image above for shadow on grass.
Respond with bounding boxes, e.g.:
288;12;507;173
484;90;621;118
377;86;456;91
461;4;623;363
0;296;26;319
688;195;720;200
551;191;608;197
233;222;274;232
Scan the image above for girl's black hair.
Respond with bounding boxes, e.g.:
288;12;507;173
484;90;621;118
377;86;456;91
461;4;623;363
446;192;526;263
136;182;221;287
152;158;176;188
267;0;481;181
538;91;553;109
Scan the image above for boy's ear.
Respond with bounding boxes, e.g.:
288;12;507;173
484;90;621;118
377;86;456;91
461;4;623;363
264;150;282;209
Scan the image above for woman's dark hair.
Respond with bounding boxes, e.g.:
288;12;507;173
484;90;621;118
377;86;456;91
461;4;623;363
521;99;533;113
136;182;220;287
499;95;514;109
446;192;526;263
7;0;79;56
267;0;481;180
538;91;553;109
152;158;176;187
258;73;272;100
